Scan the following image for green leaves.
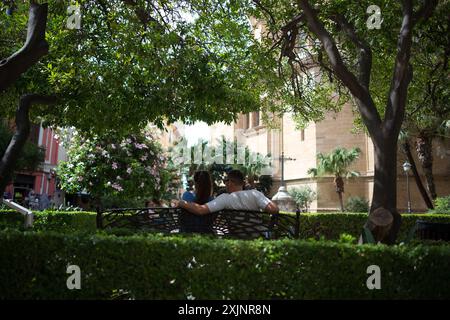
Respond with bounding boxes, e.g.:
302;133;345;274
308;147;361;178
288;186;317;212
0;122;45;173
1;222;450;299
0;0;274;136
56;129;178;204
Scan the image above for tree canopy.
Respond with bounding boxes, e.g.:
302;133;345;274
0;0;280;134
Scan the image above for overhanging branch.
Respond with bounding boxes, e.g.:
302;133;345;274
330;13;372;90
0;3;49;92
298;0;381;134
384;0;415;133
252;0;277;26
0;94;57;193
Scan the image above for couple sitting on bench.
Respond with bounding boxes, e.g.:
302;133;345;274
175;170;279;215
100;170;290;238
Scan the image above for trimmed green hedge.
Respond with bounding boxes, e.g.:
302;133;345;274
0;210;97;232
0;229;449;299
2;210;450;242
297;212;450;242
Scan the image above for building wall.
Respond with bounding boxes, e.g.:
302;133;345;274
157;107;449;213
225;105;449;212
35;125;59;196
5;124;63;206
312;103;370;210
282;113;318;182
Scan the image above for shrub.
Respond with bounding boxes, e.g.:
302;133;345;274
430;196;450;214
338;233;357;244
2;210;450;243
57;130;179;206
288;186;316;212
345;197;369;213
0;210;97;232
294;212;450;242
0;229;449;299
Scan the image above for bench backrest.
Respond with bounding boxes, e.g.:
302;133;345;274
100;207;300;239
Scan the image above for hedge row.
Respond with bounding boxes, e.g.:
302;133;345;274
296;212;450;242
0;229;449;299
0;210;97;232
1;210;450;241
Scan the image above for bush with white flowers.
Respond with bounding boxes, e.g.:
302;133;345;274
57;131;177;205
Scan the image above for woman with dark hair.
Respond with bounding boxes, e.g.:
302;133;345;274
180;170;214;234
181;171;213;204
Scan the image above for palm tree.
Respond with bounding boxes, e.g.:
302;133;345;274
308;147;361;212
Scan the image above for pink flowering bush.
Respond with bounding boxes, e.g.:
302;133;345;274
57;131;178;207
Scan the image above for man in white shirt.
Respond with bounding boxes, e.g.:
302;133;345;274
177;170;279;215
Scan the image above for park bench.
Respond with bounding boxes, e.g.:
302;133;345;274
415;220;450;241
99;207;300;240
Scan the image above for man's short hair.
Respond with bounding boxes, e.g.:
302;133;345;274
227;170;244;185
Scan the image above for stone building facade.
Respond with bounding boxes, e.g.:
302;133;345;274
205;104;450;212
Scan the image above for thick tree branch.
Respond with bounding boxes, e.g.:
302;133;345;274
298;0;381;135
0;3;49;92
331;13;372;90
401;140;434;209
384;0;415;133
386;0;438;134
252;0;277;26
280;14;305;32
0;94;57;194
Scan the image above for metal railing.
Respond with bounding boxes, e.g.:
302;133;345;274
2;199;34;228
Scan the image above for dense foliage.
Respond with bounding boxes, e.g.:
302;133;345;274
429;196;450;215
56;130;179;206
0;0;279;134
2;210;450;242
0;121;44;174
345;196;370;213
1;227;450;299
288;185;316;212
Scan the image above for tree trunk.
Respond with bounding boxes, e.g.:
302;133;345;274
415;132;437;199
370;137;402;244
0;3;49;92
334;176;345;212
0;94;56;194
337;192;344;212
0;4;52;195
402;140;434;209
297;0;437;245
